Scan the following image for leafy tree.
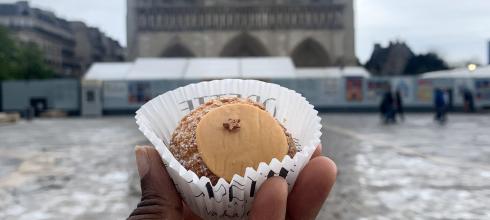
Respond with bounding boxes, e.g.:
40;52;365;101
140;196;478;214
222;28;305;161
16;42;54;79
0;26;18;80
404;53;449;75
0;25;54;80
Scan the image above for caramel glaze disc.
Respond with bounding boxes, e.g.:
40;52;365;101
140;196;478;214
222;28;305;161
196;103;289;182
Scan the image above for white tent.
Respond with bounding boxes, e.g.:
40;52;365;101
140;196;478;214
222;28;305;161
295;66;370;78
185;58;240;79
422;66;490;79
126;58;187;80
84;63;132;80
241;57;295;78
84;57;366;80
341;66;371;78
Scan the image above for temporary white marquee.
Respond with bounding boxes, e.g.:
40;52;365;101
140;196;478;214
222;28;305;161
126;58;188;80
422;65;490;79
84;57;370;81
84;57;301;80
295;66;371;78
185;58;240;79
84;62;133;80
241;57;296;78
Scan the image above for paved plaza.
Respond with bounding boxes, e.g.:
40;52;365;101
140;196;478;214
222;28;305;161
0;118;144;220
320;114;490;220
0;114;489;219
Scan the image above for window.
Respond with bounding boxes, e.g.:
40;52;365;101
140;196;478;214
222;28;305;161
86;91;95;102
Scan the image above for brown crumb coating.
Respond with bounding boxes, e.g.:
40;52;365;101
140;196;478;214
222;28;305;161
169;97;296;184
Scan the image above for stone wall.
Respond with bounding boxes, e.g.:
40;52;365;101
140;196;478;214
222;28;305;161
127;0;356;67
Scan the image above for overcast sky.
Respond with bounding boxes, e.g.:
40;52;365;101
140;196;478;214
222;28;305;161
1;0;489;65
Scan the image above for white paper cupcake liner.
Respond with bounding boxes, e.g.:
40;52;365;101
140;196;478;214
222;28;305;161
135;79;322;219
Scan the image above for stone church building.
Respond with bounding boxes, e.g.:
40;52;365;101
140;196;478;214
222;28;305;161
127;0;356;67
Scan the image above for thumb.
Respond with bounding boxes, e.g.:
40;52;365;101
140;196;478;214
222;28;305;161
128;146;183;219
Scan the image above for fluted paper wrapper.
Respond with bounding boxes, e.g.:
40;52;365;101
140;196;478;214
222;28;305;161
135;79;322;219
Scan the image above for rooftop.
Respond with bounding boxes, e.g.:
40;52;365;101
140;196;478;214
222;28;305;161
84;57;368;81
422;65;490;79
0;1;71;31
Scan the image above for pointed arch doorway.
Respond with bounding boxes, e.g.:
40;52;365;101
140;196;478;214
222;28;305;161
291;38;331;67
220;33;269;57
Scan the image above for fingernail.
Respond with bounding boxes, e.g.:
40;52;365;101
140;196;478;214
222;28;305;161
135;146;150;179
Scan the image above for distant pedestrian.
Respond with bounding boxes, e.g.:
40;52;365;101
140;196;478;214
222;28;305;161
434;88;447;123
395;90;404;121
444;89;451;110
463;88;475;112
25;106;34;121
380;90;396;124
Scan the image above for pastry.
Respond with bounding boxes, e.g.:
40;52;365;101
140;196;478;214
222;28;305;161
169;97;296;184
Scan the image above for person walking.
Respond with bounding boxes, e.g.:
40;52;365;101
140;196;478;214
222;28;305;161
380;90;396;124
463;88;475;112
395;90;404;121
434;88;447;123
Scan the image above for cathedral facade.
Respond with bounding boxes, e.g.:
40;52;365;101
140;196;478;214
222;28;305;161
127;0;356;67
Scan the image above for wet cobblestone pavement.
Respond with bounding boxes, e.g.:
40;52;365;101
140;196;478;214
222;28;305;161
319;114;490;220
1;114;489;219
0;118;145;220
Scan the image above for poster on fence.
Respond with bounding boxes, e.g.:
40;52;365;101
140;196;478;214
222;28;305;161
366;79;391;102
345;77;363;102
475;79;490;101
392;77;413;102
128;82;151;104
416;79;433;102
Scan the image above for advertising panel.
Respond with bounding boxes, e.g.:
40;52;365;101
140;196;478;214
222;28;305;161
345;77;363;102
475;79;490;101
128;82;151;104
416;79;433;103
366;79;391;102
392;77;413;102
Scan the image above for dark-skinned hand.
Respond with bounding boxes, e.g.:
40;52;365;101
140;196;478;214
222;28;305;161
128;145;336;220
